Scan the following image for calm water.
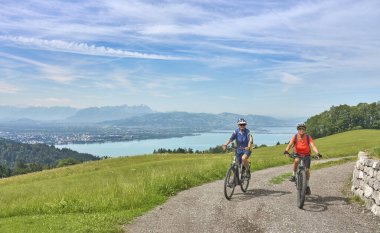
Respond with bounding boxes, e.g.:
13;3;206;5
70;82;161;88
56;127;294;157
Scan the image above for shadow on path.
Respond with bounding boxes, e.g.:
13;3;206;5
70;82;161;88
231;188;291;202
302;194;349;212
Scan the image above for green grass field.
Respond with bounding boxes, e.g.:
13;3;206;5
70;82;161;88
0;129;379;232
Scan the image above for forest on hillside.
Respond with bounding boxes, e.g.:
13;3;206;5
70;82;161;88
306;102;380;138
0;138;99;177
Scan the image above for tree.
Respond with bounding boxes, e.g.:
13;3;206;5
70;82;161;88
56;157;81;167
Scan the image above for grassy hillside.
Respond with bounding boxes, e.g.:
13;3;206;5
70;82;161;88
0;129;379;232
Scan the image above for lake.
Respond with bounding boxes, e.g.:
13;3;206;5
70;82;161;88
56;126;294;157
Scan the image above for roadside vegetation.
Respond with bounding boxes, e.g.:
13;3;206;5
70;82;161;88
0;129;379;232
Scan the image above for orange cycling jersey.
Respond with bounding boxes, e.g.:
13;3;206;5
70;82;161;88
290;134;313;156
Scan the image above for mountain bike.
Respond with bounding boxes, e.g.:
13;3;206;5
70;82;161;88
224;146;251;200
289;153;321;209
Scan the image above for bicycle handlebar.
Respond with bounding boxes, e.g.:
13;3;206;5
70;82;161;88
287;153;322;160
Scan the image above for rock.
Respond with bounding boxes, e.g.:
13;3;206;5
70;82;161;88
359;164;364;171
371;205;380;216
368;168;374;178
369;178;375;188
351;186;356;193
372;191;380;205
367;160;374;167
374;162;380;171
358;151;368;160
359;180;365;188
377;171;380;180
353;179;360;188
365;198;375;209
364;185;374;198
354;189;362;197
353;169;359;179
356;161;361;169
374;181;380;191
358;189;364;197
364;166;369;174
359;171;364;179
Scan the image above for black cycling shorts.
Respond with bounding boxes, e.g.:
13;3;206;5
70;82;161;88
295;154;311;169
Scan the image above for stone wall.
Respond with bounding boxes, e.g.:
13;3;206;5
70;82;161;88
352;151;380;216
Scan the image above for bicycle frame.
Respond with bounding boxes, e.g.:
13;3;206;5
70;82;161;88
231;155;243;184
291;154;310;209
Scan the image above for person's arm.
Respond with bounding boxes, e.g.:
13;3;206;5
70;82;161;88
284;136;295;155
222;139;231;150
245;134;253;151
223;131;236;150
310;141;319;155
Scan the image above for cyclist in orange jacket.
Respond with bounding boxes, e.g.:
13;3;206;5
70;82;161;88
284;123;321;195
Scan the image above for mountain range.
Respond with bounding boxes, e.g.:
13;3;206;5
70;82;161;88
0;105;153;122
103;112;293;129
0;105;301;128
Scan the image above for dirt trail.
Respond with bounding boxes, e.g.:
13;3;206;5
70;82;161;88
125;162;380;233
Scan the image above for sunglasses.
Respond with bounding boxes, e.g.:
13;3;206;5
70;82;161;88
239;124;246;126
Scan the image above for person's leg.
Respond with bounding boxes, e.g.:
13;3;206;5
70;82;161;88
242;151;251;178
242;154;248;169
242;150;251;169
289;157;299;182
293;157;299;174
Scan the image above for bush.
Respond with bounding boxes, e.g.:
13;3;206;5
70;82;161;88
56;157;81;167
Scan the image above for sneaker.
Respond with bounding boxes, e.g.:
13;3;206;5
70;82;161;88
246;169;251;179
241;167;246;178
289;176;295;182
306;186;311;195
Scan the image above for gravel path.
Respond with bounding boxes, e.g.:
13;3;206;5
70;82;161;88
124;162;380;233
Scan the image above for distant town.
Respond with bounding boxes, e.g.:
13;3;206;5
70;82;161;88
0;124;202;145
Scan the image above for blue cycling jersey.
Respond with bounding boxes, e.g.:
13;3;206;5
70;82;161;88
230;128;251;149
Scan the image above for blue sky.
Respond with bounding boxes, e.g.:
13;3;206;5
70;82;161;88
0;0;379;118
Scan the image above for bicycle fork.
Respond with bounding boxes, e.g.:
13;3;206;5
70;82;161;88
296;160;305;189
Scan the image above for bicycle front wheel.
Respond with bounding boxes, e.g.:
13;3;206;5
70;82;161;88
240;168;250;193
224;166;236;200
297;169;307;209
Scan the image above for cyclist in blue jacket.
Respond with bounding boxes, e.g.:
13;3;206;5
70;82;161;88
222;118;253;178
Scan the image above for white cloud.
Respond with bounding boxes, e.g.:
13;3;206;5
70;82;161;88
0;81;20;94
33;97;72;106
0;36;185;60
0;51;74;84
281;73;302;85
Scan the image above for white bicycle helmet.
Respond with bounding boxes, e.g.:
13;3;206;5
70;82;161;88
297;122;306;130
237;118;247;125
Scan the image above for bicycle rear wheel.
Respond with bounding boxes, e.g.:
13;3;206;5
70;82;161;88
297;169;307;209
224;166;236;200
